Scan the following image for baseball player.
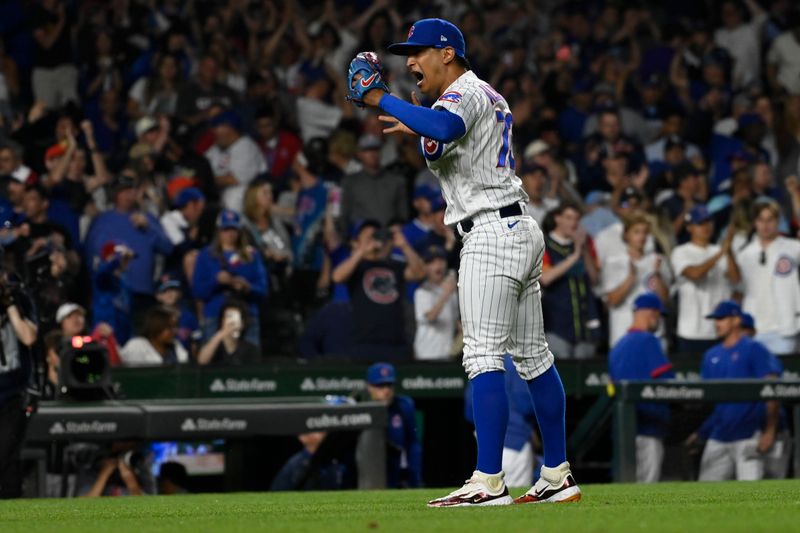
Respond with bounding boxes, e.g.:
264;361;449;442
608;293;675;483
345;18;580;506
685;300;781;481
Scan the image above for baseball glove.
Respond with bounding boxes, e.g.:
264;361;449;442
346;51;390;108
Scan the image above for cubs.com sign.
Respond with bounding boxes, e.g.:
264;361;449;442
305;413;373;430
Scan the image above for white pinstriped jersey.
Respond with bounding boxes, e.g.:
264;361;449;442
420;70;527;226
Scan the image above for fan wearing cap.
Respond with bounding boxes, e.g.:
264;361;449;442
192;209;268;349
159;187;206;249
155;274;200;356
91;240;136;344
84;171;173;320
365;363;422;488
609;293;675;483
56;302;86;339
670;205;739;354
734;201;800;355
339;134;408;232
413;245;459;360
204;109;267;213
685;300;781;481
331;219;425;360
130;115;169;162
400;184;446;253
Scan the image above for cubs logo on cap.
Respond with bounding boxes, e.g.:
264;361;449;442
388;18;466;59
367;362;396;385
705;300;742;319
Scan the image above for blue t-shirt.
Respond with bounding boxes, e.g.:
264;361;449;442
191;246;268;322
84;210;173;295
698;337;780;442
609;330;675;437
292;181;327;271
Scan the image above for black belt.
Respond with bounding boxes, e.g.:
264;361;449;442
458;203;523;234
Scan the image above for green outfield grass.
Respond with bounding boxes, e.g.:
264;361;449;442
1;480;798;533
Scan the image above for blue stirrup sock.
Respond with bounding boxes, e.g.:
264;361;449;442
470;371;509;475
527;365;567;467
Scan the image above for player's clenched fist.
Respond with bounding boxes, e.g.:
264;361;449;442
346;51;390;108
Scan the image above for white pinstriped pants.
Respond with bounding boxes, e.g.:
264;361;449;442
457;209;554;381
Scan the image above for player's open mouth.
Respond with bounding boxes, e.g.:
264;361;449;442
412;71;424;86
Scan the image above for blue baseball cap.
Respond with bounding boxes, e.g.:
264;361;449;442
349;219;381;240
211;110;244;132
413;183;436;200
740;312;755;330
216;209;241;230
174;187;205;209
387;18;466;58
367;362;396;385
633;292;667;314
685;204;712;225
157;274;182;293
705;300;742;319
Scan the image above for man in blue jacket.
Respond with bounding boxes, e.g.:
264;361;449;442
686;300;781;481
608;292;675;483
84;175;173;325
365;363;422;488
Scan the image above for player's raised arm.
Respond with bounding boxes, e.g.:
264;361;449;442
345;52;466;143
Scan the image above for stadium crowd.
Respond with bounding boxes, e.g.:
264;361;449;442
2;0;800;495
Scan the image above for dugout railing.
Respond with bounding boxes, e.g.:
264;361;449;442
611;379;800;482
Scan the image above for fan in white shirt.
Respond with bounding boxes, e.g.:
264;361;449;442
205;111;267;213
670;205;740;354
413;246;459;360
121;307;188;366
735;201;800;355
600;213;672;347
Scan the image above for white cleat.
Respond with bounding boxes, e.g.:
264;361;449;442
514;461;582;504
428;470;514;507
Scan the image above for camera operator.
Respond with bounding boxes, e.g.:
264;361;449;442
78;442;156;497
0;266;38;499
13;183;81;334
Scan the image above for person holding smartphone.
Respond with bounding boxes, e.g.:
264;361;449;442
196;301;260;366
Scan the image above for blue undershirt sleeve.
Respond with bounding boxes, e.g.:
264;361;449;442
378;94;466;143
